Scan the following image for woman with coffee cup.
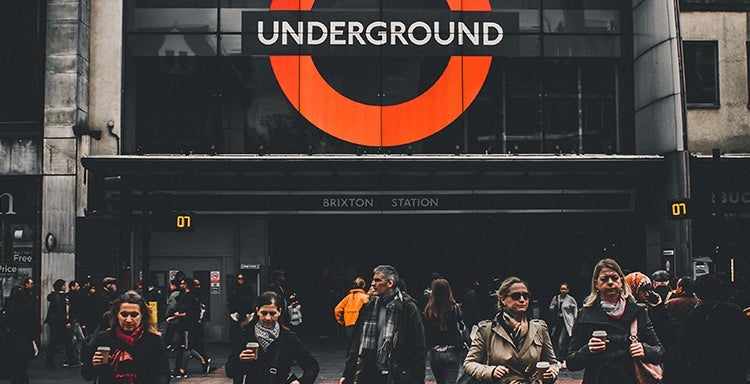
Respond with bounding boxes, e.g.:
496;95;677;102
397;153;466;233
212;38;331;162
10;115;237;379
565;258;663;384
81;291;171;383
463;276;559;384
225;291;319;384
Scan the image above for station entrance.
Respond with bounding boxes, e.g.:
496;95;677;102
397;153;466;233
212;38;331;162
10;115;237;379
268;212;645;339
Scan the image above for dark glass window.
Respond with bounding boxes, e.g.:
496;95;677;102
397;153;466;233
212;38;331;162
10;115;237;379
124;0;632;154
684;41;719;107
0;0;45;137
680;0;750;11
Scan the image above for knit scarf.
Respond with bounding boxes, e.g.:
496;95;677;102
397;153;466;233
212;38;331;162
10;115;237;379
499;310;528;348
600;296;626;319
361;289;401;368
255;322;280;352
112;325;144;384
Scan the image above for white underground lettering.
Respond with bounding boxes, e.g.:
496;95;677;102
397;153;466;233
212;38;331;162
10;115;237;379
257;20;503;46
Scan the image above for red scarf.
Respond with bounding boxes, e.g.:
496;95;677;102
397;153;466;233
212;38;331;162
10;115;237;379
111;325;144;384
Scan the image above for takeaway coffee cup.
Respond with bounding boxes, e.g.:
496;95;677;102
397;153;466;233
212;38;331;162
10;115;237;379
535;361;550;378
97;346;111;364
246;342;260;358
592;330;608;342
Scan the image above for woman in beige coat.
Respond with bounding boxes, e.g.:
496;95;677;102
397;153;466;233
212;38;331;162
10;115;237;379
463;277;559;384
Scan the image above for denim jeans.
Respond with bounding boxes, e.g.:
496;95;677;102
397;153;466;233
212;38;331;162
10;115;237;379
429;346;460;384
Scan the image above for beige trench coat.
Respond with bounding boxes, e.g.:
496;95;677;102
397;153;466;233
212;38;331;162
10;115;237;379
463;318;559;384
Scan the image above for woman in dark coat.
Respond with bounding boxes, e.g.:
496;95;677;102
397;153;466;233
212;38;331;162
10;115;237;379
81;290;171;384
225;291;319;384
566;259;663;384
1;285;41;383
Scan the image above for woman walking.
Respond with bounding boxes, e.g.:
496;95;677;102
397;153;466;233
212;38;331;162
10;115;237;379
226;291;319;384
565;258;663;384
463;276;559;384
81;291;171;383
548;282;577;365
423;278;465;384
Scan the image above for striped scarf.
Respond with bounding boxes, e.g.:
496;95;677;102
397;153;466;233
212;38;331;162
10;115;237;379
360;289;401;368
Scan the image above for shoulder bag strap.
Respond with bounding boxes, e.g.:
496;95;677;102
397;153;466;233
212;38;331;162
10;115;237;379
629;316;638;342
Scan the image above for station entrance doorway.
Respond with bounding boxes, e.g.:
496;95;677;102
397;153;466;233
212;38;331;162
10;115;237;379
268;212;645;339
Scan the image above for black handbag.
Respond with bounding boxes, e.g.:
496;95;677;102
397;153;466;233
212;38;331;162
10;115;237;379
454;305;472;350
456;321;491;384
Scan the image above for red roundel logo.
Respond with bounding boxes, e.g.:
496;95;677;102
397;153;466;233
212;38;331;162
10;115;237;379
268;0;492;147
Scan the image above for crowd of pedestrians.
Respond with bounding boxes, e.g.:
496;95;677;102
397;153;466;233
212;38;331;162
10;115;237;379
1;259;748;383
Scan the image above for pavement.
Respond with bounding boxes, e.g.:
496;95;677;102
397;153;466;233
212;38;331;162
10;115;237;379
22;337;584;383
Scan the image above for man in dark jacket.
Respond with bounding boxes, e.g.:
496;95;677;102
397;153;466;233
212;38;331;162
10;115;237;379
45;278;72;368
67;280;86;366
667;274;749;384
340;265;426;384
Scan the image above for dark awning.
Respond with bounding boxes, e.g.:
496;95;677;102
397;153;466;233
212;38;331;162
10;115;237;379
81;154;665;214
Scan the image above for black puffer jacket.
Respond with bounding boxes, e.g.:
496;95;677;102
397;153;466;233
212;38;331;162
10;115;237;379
225;321;319;384
81;328;171;384
566;297;663;384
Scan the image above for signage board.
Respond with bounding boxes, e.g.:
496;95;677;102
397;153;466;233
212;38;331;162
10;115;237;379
210;270;221;295
242;1;520;146
668;199;691;220
136;190;635;214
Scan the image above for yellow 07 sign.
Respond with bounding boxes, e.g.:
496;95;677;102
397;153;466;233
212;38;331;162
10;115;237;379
668;199;691;220
174;212;194;232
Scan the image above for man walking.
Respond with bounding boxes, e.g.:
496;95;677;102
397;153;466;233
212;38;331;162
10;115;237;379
66;280;85;367
340;265;426;384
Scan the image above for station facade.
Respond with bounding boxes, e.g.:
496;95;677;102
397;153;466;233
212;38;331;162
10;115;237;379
10;0;746;341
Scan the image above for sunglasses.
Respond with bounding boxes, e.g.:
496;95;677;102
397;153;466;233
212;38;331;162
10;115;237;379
506;292;530;301
598;275;621;283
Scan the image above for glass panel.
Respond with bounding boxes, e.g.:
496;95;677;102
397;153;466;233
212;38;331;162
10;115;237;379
128;8;218;32
544;35;620;57
542;62;579;153
0;0;43;125
581;63;617;153
684;41;719;106
128;35;218;56
542;10;620;33
220;34;243;56
491;0;541;33
505;63;542;153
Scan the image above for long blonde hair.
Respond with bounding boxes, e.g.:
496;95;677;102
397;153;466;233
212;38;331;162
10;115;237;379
109;290;160;336
582;258;632;307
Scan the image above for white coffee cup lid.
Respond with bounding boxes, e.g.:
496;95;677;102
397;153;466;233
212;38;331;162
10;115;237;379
97;346;110;350
246;342;260;347
536;361;550;368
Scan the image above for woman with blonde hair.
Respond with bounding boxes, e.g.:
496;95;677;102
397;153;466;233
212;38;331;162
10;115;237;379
81;290;170;383
463;276;559;384
565;258;663;384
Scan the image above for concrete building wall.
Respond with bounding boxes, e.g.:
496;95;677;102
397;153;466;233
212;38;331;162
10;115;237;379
632;0;686;155
681;12;750;154
41;0;89;333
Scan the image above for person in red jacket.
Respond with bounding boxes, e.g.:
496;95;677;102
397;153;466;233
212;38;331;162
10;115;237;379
334;277;370;342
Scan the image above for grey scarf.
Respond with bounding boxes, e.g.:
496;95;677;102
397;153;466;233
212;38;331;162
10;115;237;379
360;289;401;368
255;322;280;351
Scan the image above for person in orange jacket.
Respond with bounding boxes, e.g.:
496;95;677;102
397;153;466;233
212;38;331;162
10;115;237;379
334;277;370;342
